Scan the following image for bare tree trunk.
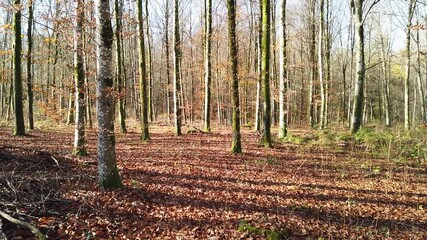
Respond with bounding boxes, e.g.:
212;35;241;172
146;0;154;123
95;0;122;189
73;0;87;156
416;23;426;122
404;0;415;130
13;0;25;135
165;2;172;124
227;0;242;153
278;0;287;139
350;0;365;134
173;0;182;136
318;0;326;129
203;0;212;132
27;0;34;130
115;0;127;133
254;0;262;132
308;0;315;128
261;0;272;148
137;0;149;140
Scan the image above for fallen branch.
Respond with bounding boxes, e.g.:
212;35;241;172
0;210;46;240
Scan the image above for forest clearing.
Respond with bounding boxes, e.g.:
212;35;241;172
1;122;426;239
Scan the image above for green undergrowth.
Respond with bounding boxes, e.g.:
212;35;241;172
238;221;282;240
306;126;427;166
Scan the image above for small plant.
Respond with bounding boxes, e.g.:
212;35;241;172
282;132;303;144
238;221;282;240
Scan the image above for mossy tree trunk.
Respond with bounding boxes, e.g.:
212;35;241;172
115;0;127;133
137;0;150;140
350;0;365;134
278;0;287;139
227;0;242;153
203;0;212;132
27;0;34;130
173;0;182;136
260;0;272;148
13;0;25;136
73;0;87;156
95;0;122;189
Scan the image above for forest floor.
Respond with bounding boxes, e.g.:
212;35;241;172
0;123;426;239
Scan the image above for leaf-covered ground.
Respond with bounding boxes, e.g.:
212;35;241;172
0;125;426;239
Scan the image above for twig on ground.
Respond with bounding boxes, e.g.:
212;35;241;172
0;210;46;240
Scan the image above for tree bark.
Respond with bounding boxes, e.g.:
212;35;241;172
261;0;272;148
350;0;365;134
278;0;287;139
227;0;242;153
27;0;34;130
95;0;122;189
137;0;150;140
73;0;87;156
115;0;127;133
13;0;25;135
173;0;182;136
203;0;212;132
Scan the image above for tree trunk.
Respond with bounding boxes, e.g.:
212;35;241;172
27;0;34;130
165;2;172;124
173;0;182;136
203;0;212;132
95;0;122;189
404;0;415;130
350;0;365;134
137;0;150;140
254;0;262;132
318;0;326;129
278;0;287;139
13;0;25;135
227;0;242;153
308;0;315;128
146;0;154;123
261;0;272;148
416;23;426;122
73;0;87;156
115;0;127;133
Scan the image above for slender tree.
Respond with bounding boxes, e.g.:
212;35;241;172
261;0;272;148
115;0;127;133
137;0;149;140
318;0;326;129
404;0;415;130
95;0;122;189
203;0;213;132
27;0;34;130
173;0;182;136
308;0;315;128
227;0;242;153
73;0;87;156
146;0;154;122
13;0;25;136
278;0;287;139
350;0;365;134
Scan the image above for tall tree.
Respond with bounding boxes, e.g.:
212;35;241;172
27;0;34;130
115;0;127;133
173;0;182;136
146;0;154;122
13;0;25;135
95;0;122;189
404;0;416;130
203;0;212;132
278;0;287;139
261;0;272;148
307;0;316;128
137;0;149;140
350;0;365;134
318;0;326;129
73;0;87;156
165;1;172;124
227;0;242;153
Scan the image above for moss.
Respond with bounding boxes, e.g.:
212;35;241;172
72;147;88;157
100;168;123;189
